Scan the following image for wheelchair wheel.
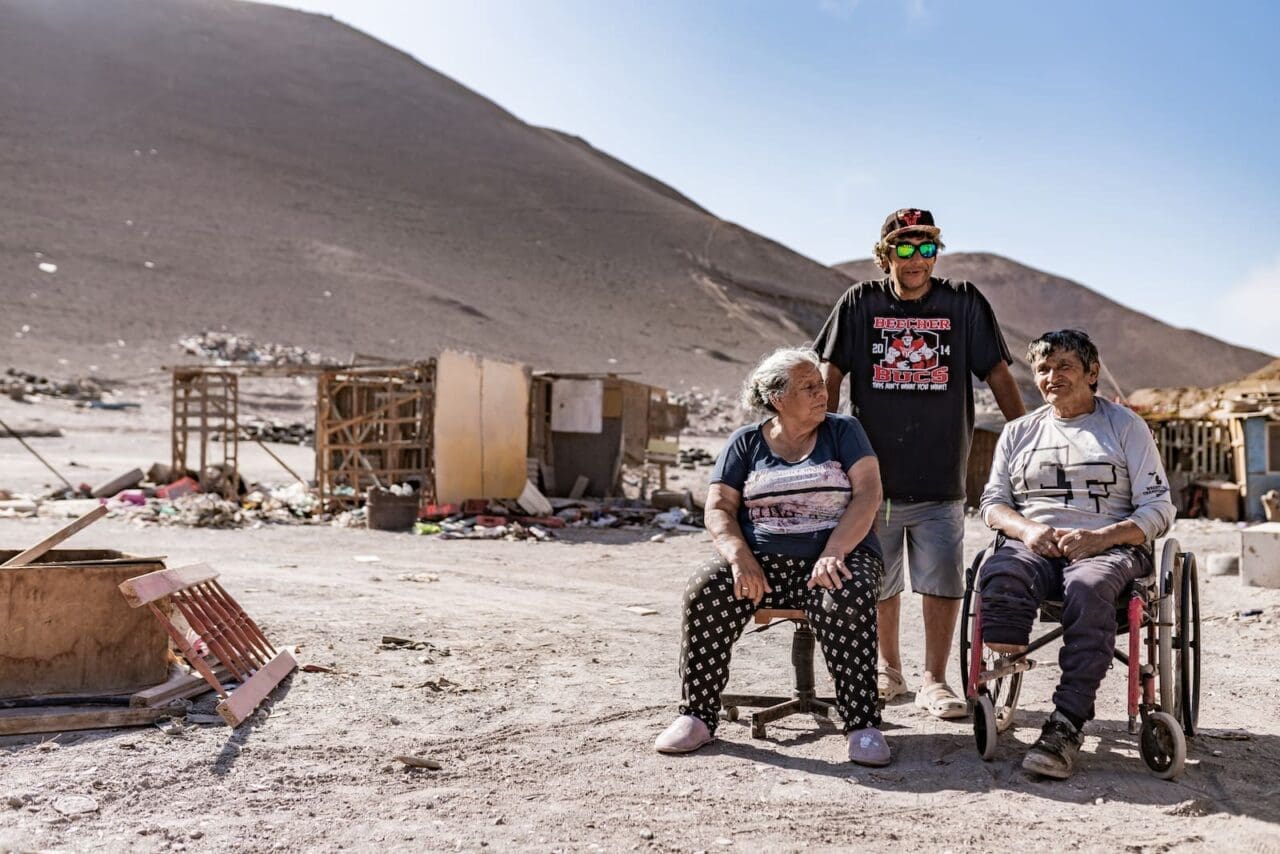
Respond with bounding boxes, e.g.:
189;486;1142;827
1140;711;1186;780
974;695;998;761
959;555;1022;733
959;560;979;698
1175;552;1201;737
1157;541;1177;715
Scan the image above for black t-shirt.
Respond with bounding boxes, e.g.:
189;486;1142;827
813;277;1011;502
710;413;882;560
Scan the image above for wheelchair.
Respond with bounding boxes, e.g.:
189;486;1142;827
959;536;1201;779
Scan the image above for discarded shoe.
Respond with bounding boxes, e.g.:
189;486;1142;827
847;727;891;767
654;715;712;754
1022;710;1083;779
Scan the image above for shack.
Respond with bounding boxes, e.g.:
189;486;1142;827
528;373;687;498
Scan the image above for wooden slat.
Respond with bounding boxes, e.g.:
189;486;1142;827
1;505;109;568
0;704;177;736
215;648;298;727
130;667;229;708
118;563;220;607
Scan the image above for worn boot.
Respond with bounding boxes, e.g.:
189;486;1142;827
1022;710;1083;779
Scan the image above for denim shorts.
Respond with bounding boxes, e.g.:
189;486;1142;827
876;499;965;600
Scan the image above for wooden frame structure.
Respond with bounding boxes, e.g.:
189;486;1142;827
315;362;437;508
172;368;239;497
1150;417;1234;480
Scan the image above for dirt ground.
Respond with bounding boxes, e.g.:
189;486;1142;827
2;398;1279;852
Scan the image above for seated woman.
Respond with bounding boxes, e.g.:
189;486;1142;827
654;346;888;765
978;329;1176;780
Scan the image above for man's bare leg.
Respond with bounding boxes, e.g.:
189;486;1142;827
922;594;961;686
877;594;901;674
986;642;1028;655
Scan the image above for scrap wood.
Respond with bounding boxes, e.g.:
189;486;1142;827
1;504;108;567
0;702;185;737
129;664;233;708
118;563;297;727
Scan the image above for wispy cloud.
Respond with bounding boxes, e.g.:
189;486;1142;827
1215;255;1280;356
905;0;932;22
817;0;861;18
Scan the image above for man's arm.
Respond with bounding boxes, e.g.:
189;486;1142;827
985;361;1026;421
821;361;843;414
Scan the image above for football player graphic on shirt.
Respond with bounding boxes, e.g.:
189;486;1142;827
884;330;938;370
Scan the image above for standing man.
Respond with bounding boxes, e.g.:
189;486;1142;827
814;208;1025;718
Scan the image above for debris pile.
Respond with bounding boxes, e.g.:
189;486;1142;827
214;418;314;446
671;388;738;435
2;368;116;403
178;331;328;367
678;447;716;469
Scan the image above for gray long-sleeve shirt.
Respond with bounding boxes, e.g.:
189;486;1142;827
980;397;1175;541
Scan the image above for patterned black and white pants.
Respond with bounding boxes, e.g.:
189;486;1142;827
677;550;882;734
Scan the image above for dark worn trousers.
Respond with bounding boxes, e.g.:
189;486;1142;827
678;551;882;735
978;539;1150;723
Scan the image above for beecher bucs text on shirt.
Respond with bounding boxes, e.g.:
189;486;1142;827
814;277;1012;502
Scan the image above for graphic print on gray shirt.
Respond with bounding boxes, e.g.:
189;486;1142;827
979;397;1175;541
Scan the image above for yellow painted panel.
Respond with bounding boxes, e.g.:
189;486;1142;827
433;350;485;504
481;357;531;499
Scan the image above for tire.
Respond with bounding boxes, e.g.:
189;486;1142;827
1157;541;1177;714
959;559;979;698
974;695;998;761
1140;711;1187;780
1175;552;1201;736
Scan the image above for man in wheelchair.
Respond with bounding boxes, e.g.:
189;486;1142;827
977;329;1176;779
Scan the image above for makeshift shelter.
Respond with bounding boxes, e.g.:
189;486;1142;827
527;373;687;498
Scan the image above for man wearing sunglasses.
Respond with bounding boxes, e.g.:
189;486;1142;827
814;208;1026;720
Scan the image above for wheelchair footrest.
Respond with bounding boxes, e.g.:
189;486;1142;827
979;656;1044;683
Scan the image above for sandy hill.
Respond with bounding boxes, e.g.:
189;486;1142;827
835;254;1272;397
0;0;850;393
1;0;1269;405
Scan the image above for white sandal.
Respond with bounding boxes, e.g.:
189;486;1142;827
877;666;907;703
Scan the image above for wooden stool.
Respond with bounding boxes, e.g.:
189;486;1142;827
721;608;835;739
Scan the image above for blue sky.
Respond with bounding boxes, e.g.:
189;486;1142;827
274;0;1279;357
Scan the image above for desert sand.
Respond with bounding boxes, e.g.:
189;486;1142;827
2;392;1279;852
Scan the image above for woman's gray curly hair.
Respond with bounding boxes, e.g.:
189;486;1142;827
740;346;822;414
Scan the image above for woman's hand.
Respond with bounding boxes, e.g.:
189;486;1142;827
807;554;852;590
731;554;772;605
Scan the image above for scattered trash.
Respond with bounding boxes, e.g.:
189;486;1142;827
380;636;450;655
301;663;335;673
353;555;381;563
178;331;330;367
394;755;442;770
51;795;98;816
413;677;472;693
623;606;658;616
397;573;440;583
